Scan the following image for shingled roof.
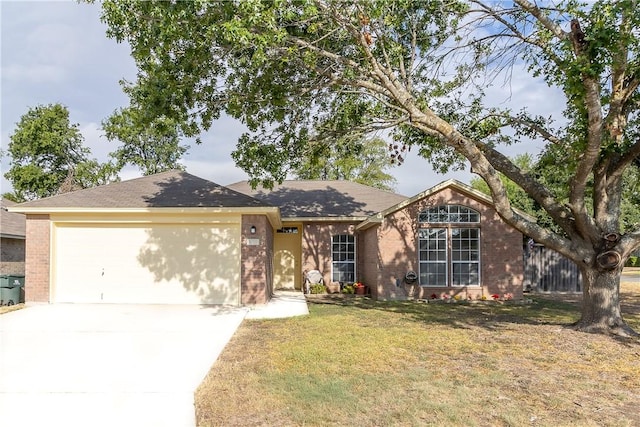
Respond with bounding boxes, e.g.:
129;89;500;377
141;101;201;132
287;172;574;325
10;171;270;210
1;198;25;238
227;180;407;218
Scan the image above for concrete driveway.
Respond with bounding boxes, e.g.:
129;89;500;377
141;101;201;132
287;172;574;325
0;303;249;427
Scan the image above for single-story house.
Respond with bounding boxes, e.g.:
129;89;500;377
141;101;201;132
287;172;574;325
1;198;26;276
9;170;526;306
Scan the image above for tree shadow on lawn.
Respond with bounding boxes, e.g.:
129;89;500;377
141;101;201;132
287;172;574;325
306;295;581;332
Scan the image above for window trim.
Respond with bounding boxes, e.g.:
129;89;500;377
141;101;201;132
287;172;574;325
419;204;480;224
418;228;448;287
417;205;481;287
331;234;356;283
450;227;480;287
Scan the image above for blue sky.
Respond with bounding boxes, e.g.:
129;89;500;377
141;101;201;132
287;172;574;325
1;1;564;198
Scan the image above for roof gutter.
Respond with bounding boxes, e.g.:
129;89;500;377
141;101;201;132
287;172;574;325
0;233;26;240
282;216;369;223
7;206;283;229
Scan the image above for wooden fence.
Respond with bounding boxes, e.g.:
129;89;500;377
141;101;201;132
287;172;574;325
523;243;582;293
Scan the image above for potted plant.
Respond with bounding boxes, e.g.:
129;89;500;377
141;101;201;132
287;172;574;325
354;281;366;295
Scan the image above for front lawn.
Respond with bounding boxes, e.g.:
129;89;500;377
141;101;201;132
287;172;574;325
196;282;640;426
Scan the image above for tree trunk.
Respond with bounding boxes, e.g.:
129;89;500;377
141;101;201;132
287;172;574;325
575;267;638;337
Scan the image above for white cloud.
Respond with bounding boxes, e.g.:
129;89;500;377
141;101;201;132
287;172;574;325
183;158;249;186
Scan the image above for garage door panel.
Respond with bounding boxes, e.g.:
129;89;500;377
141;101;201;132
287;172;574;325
54;223;240;305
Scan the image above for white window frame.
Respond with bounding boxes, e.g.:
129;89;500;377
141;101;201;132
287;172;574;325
331;234;356;283
450;228;480;286
418;205;481;287
418;228;448;287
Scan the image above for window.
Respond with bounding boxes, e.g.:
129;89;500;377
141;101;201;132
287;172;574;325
332;234;355;282
419;204;480;224
418;205;480;287
418;229;447;286
451;228;480;286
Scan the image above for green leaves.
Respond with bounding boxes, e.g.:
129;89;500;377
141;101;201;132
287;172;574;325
293;136;398;191
94;0;640;251
4;104;118;201
102;106;187;175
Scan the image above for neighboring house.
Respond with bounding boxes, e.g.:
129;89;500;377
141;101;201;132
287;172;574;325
1;198;26;276
9;170;527;306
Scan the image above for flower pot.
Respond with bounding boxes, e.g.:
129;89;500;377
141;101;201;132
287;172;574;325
355;286;365;295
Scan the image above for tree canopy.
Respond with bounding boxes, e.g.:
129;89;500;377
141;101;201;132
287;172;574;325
293;136;397;191
102;106;188;175
4;103;118;202
471;154;640;235
96;0;640;335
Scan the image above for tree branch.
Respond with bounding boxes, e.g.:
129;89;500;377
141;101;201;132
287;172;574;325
513;0;569;40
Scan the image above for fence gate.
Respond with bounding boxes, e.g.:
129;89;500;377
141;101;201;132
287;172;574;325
523;243;582;292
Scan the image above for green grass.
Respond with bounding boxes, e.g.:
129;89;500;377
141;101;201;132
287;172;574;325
196;284;640;427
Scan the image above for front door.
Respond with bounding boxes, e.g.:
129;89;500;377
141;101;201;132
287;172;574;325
273;225;302;290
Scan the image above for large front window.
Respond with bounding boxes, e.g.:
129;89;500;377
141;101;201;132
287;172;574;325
332;234;355;283
418;205;480;287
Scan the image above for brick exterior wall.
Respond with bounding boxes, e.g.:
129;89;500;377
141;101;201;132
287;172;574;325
301;222;358;288
24;215;51;303
0;237;25;275
361;187;524;300
240;214;273;304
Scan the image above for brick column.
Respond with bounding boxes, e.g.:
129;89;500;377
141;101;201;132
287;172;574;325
240;215;272;304
25;215;51;303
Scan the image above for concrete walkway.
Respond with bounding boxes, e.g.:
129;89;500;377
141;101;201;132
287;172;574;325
0;293;308;427
246;290;309;319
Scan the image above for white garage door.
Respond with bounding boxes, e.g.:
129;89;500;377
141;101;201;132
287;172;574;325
53;223;241;305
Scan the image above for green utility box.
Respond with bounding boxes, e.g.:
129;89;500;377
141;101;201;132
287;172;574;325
0;275;25;306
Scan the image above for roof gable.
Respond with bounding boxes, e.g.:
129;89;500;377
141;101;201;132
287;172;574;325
227;180;406;219
357;179;536;229
9;171;270;210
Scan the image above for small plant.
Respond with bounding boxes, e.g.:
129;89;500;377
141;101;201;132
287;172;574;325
503;293;514;301
353;281;367;294
491;294;500;300
309;284;326;294
430;293;438;300
342;284;355;294
454;295;462;301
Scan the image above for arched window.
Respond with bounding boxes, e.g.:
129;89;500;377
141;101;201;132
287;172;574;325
419;205;480;224
418;205;480;287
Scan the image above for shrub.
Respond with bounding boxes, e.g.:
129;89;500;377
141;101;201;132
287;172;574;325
342;284;355;294
626;256;639;267
309;284;326;294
